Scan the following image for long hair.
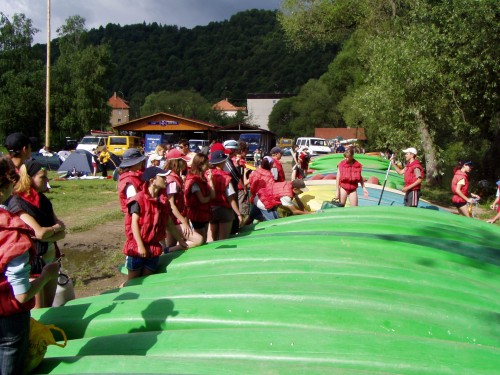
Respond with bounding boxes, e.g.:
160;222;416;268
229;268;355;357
165;158;186;175
13;164;33;195
0;156;19;200
190;153;208;179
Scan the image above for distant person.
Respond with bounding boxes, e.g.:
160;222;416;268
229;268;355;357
487;179;500;224
208;150;243;241
451;161;480;216
270;147;286;182
244;156;275;225
390;147;424;207
184;153;215;243
298;146;311;179
336;147;369;207
291;145;301;180
336;142;346;154
255;179;311;220
253;148;262;167
91;148;99;176
4;132;33;170
146;144;166;168
0;156;60;375
8;160;66;308
122;167;170;284
98;147;110;177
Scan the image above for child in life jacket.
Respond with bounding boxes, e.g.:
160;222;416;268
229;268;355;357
122;167;170;284
165;149;203;250
184;153;215;244
117;148;146;213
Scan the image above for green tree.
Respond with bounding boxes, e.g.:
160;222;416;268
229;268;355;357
268;97;297;137
141;90;213;121
0;13;44;141
51;16;113;144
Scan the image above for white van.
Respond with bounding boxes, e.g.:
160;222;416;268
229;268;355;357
295;137;331;156
76;136;107;153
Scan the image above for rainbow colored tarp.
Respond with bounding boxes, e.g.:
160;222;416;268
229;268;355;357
32;207;500;374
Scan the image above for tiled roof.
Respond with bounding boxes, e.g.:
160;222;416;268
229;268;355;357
108;93;130;109
212;99;246;111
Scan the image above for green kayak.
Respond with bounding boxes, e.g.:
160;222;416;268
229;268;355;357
32;207;500;374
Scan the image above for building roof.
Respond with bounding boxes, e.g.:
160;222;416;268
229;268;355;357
108;92;130;109
212;99;246;111
315;128;367;141
112;112;221;132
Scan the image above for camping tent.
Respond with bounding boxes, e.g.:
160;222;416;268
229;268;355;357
57;149;94;174
58;150;121;174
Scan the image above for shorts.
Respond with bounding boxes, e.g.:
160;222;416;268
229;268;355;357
191;220;208;229
210;206;234;224
126;256;159;272
404;190;421;207
453;201;467;208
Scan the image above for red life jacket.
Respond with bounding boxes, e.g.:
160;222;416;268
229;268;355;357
404;160;424;191
249;168;275;202
118;171;143;213
211;168;232;208
338;159;363;192
258;181;294;210
184;174;211;222
122;186;170;258
166;172;186;224
273;158;286;182
0;208;36;317
451;170;469;204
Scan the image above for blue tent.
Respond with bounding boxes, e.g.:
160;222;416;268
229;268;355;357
57;150;94;174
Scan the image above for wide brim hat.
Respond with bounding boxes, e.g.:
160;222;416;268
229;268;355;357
210;150;228;164
119;148;146;168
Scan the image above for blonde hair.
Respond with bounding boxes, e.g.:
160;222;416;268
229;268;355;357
154;144;165;154
13;164;33;195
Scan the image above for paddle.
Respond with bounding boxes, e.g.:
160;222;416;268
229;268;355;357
378;156;393;205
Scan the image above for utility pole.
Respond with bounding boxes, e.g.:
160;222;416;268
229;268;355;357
45;0;51;148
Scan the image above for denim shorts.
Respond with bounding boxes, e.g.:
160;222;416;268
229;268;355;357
126;256;160;272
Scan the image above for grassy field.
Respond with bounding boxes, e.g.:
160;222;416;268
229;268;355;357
47;172;122;232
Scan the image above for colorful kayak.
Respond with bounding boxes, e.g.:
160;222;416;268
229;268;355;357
30;207;499;374
310;154;391;172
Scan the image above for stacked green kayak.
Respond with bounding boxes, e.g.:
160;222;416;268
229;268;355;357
310;154;391;172
32;207;500;374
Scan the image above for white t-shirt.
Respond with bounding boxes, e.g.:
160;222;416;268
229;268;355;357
126;184;137;198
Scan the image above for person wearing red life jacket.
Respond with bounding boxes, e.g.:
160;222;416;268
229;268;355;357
270;147;286;182
451;161;480;216
390;147;424;207
243;156;275;225
487;180;500;223
165;149;203;250
122;167;171;284
117;148;146;213
298;146;311;179
184;153;215;244
208;150;242;241
336;147;369;207
255;179;311;221
0;156;59;375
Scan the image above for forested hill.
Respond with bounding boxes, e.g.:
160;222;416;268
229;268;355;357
85;9;338;106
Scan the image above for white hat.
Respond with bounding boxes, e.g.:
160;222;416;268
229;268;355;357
402;147;417;156
223;140;239;149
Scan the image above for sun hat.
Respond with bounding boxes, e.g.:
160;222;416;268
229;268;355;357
270;147;283;155
223;140;239;149
291;179;308;192
263;155;274;165
5;133;32;153
463;161;473;167
167;149;190;161
141;166;169;181
210;142;225;153
149;154;163;161
209;150;227;164
402;147;417;156
119;148;146;168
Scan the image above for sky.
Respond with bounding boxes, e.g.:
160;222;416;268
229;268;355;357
2;0;283;44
